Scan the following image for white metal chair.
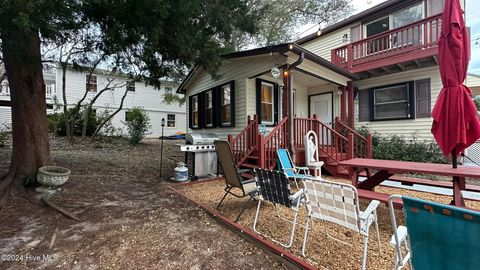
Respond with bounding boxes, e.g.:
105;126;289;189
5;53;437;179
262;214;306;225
302;178;381;270
253;168;304;248
304;130;324;179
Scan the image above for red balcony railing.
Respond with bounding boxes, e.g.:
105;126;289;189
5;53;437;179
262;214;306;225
332;14;442;72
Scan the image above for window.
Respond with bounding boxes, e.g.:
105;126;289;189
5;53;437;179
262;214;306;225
373;84;410;120
366;17;390;53
167;114;175;127
192;95;199;128
391;3;423;46
127;80;135;91
427;0;444;16
260;81;274;124
45;84;55;96
165;86;172;94
220;83;232;125
205;89;214;127
86;74;97;92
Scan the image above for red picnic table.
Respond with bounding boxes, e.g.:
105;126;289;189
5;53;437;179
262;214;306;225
340;158;480;207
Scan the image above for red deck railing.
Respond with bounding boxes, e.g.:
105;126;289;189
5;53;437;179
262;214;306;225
259;117;289;169
293;115;352;165
332;14;442;71
335;117;372;159
228;115;259;166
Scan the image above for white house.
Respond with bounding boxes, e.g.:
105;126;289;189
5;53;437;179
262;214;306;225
0;65;186;138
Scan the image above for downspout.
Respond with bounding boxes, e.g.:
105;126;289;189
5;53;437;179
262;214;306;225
287;52;304;156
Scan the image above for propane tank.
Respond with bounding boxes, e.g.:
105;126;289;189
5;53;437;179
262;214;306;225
174;162;188;182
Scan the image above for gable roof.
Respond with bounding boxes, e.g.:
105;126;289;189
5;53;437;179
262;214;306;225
176;43;356;94
296;0;422;45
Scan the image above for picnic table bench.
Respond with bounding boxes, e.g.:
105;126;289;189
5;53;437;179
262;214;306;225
340;158;480;207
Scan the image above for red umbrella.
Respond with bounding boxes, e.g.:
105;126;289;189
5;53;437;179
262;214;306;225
431;0;480;162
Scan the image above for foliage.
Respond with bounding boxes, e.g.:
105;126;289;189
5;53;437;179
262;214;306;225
357;126;447;164
230;0;353;49
163;92;186;106
124;107;151;145
48;107;103;137
473;96;480;111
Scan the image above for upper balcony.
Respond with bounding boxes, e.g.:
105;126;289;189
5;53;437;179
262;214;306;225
331;13;442;77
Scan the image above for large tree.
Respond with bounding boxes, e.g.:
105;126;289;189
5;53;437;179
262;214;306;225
0;0;259;207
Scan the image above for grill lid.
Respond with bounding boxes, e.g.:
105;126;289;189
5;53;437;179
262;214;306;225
185;133;219;145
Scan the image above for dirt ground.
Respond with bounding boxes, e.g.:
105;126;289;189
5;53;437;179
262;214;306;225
178;177;480;270
0;137;284;270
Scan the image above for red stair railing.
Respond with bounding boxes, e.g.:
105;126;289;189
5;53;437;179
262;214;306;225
335;117;372;159
227;115;259;166
258;117;289;169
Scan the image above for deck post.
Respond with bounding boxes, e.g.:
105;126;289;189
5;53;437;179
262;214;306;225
348;133;354;160
258;134;265;168
347;44;353;69
227;134;234;146
366;133;373;159
347;81;354;129
340;86;347;122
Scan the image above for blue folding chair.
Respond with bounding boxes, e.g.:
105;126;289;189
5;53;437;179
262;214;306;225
276;149;311;187
388;195;480;270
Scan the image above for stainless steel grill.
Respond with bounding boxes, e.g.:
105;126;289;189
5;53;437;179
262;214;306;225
179;133;219;179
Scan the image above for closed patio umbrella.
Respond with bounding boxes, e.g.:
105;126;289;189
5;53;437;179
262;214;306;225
431;0;480;162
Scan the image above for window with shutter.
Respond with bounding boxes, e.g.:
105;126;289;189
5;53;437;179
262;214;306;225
415;79;431;118
358;89;370;122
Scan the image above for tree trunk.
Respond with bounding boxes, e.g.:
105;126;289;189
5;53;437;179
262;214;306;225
0;26;51;196
61;64;71;139
81;85;112;137
91;88;129;139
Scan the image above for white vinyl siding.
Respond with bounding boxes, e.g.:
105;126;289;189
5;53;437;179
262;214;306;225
355;66;441;140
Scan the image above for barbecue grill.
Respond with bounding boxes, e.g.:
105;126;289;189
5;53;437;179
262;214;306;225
179;133;219;179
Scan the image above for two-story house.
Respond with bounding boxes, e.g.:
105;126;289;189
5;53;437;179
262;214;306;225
0;65;186;137
177;0;464;176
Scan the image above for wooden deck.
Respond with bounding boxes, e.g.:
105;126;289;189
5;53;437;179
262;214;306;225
340;158;480;207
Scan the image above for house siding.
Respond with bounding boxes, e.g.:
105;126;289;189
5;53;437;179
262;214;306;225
302;26;351;62
186;55;286;139
354;66;441;140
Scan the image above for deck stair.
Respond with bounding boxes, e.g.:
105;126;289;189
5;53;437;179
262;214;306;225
228;114;372;177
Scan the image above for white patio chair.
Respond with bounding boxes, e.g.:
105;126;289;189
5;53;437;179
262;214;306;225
253;168;304;248
302;178;381;270
304;130;323;179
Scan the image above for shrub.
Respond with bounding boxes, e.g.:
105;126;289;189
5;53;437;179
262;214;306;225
124;107;151;145
0;122;11;147
357;127;447;164
48;107;102;136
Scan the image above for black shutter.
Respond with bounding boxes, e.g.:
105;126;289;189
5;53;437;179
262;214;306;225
188;95;193;129
200;92;207;128
256;79;262;124
230;81;235;127
358;89;370;122
274;83;279;124
415;79;431;118
408;81;415;119
209;88;217;128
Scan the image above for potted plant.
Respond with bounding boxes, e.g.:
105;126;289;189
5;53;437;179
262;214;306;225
37;166;71;187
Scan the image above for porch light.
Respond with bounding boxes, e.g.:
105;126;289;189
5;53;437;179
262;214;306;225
317;29;322;36
288;44;293;50
342;34;349;43
283;70;289;77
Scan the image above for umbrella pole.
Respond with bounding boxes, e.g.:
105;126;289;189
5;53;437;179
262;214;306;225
452;148;457;168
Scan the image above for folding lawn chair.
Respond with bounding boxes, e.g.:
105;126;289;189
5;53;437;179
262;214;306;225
302;178;381;270
253;168;304;248
388;195;480;270
277;148;311;188
214;140;258;222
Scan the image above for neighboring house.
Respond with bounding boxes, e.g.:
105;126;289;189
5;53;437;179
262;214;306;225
467;73;480;97
0;65;186;137
177;0;465;176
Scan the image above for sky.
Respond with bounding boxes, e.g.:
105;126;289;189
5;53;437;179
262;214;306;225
297;0;480;75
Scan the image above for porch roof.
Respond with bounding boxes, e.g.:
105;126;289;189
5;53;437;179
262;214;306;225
176;43;357;94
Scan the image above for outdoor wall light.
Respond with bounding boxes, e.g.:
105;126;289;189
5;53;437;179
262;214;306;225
161;117;165;127
283;70;289;77
317;29;322;36
342;33;349;43
289;44;293;50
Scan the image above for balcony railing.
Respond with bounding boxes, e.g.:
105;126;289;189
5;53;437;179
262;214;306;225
332;14;442;72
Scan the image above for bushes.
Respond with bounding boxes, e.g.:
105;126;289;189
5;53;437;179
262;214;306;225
124;107;151;145
358;127;447;164
0;122;11;147
48;107;111;137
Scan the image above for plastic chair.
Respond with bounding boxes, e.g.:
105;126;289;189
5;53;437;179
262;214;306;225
304;130;324;178
214;140;258;222
302;178;381;270
253;168;304;248
388;195;480;270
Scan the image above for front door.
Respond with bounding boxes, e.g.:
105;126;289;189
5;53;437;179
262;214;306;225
310;93;333;144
